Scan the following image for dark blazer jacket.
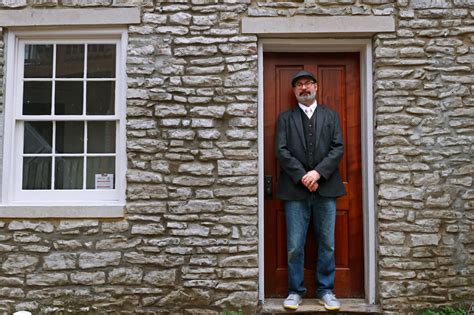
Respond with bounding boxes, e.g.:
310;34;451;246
275;104;346;200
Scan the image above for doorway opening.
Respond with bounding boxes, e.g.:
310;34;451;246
257;39;376;304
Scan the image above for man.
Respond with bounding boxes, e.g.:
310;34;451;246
275;70;346;311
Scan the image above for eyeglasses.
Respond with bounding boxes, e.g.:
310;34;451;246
295;81;315;89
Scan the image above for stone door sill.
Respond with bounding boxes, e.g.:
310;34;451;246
261;298;381;314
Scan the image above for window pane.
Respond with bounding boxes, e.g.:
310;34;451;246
86;81;115;115
56;45;84;78
87;121;116;153
55;157;83;190
24;44;53;78
23;157;51;190
55;81;83;115
23;81;52;115
87;44;116;78
56;121;84;153
24;121;53;154
86;157;115;189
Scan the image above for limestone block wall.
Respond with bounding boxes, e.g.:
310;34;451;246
374;0;473;312
0;0;472;313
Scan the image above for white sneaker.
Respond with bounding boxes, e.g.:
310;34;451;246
320;292;341;310
283;293;302;310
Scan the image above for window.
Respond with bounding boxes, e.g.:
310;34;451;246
1;28;127;217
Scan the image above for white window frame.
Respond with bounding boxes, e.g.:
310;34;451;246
1;27;127;218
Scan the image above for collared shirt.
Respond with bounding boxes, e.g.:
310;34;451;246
298;100;318;119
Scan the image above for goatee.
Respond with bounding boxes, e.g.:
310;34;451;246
296;91;316;104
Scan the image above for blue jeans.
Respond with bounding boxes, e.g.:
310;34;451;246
284;194;336;298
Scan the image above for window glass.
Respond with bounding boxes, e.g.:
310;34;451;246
86;157;115;189
56;121;84;154
87;44;116;78
14;39;120;200
55;81;83;115
24;121;53;154
87;121;116;153
86;81;115;115
23;81;52;115
22;157;52;190
24;44;53;78
55;157;84;189
56;45;84;78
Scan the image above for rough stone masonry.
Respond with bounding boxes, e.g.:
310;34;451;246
0;0;472;313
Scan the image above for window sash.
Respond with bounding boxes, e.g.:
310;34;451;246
2;28;127;208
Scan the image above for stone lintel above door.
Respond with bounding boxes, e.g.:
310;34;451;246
242;16;395;37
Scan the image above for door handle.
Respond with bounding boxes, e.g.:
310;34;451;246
264;175;272;196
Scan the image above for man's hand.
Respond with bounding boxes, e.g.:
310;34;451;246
301;170;321;192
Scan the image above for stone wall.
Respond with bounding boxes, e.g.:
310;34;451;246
374;0;473;312
0;0;472;313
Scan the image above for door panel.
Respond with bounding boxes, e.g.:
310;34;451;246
264;52;363;298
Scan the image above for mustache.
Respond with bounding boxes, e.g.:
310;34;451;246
296;91;316;103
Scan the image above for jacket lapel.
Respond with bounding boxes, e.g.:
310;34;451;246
314;105;326;151
290;107;306;150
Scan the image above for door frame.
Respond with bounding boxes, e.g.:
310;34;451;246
257;38;377;304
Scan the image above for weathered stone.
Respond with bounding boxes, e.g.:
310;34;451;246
8;221;54;233
127;202;167;214
224;71;257;87
190;106;226;118
170;224;210;237
183;76;222;86
43;253;76;270
61;0;111;5
26;273;68;286
380;231;406;245
379;185;424;201
0;0;27;7
426;193;452;208
70;271;106;285
170;12;192;25
127;170;163;183
169;199;223;213
215;291;258;307
175;46;218;57
144;269;177;286
155;104;187;117
226;103;257;117
109;267;143;284
96;237;141;250
217;160;258;175
380;245;410;257
128;139;168;153
2;254;39;274
127;184;169;200
0;287;24;298
178;162;214;175
102;221;129;233
124;252;185;267
131;223;165;235
0;276;23;287
78;252;121;269
142;13;167;24
410;234;441;247
156;26;189;35
197;129;221;139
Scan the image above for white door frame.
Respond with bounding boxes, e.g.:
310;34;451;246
257;38;377;304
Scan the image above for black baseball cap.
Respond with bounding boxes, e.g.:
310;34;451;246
291;70;317;87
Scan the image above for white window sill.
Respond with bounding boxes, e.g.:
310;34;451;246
0;204;125;218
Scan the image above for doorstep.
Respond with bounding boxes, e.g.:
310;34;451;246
260;298;381;314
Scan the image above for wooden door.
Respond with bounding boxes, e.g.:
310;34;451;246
263;52;364;298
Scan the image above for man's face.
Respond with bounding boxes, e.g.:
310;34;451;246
293;77;317;105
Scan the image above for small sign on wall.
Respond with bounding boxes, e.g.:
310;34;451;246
95;174;114;190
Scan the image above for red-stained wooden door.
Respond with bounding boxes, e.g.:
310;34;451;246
264;52;364;297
